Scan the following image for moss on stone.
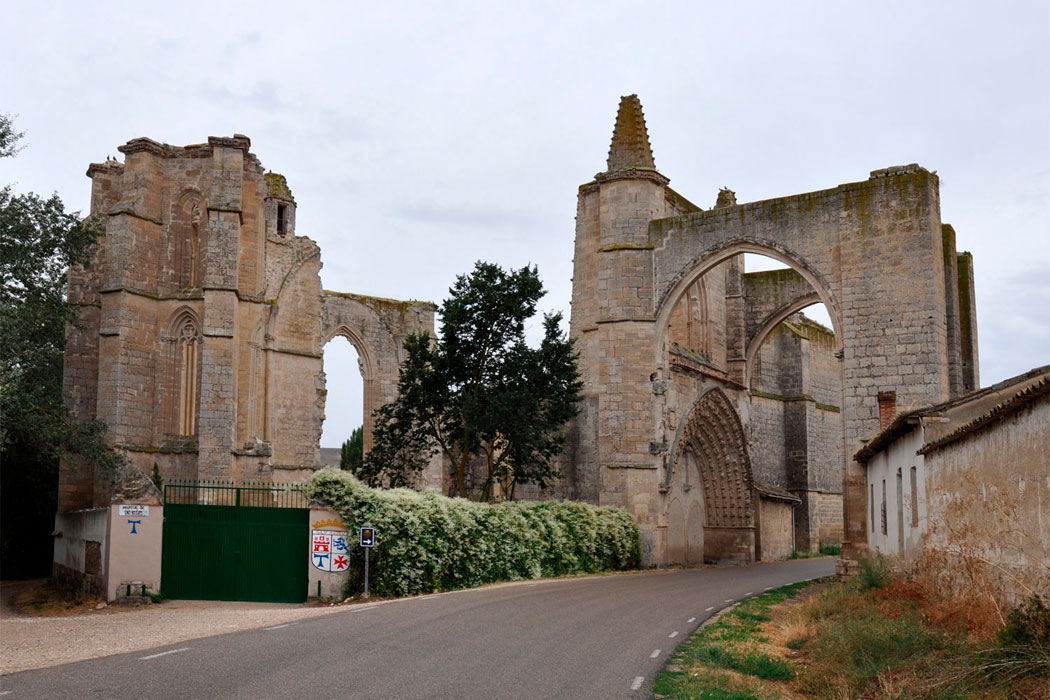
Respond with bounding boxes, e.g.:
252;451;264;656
265;172;294;202
322;290;437;312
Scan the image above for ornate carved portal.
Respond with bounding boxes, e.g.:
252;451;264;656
665;388;754;564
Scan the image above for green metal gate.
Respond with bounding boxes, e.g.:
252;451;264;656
161;481;310;603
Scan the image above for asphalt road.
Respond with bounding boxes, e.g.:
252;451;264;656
0;558;834;699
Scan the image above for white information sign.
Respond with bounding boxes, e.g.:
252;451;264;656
118;505;150;516
311;529;350;572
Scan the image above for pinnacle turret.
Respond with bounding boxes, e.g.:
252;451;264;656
606;94;656;173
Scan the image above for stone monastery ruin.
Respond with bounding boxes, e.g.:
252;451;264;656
60;95;980;569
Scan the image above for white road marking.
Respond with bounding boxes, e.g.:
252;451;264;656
139;647;189;660
264;623;297;630
705;606;714;611
631;676;644;691
0;691;13;696
744;591;754;596
724;598;734;603
668;631;679;638
650;649;661;658
687;617;696;623
765;586;774;591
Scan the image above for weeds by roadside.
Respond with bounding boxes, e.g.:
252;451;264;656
654;562;1050;700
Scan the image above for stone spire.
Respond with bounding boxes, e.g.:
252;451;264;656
606;94;656;173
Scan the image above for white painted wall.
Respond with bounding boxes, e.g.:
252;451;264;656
864;425;927;559
106;504;163;601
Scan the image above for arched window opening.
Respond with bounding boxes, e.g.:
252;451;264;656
174;196;202;290
320;335;365;468
174;314;201;436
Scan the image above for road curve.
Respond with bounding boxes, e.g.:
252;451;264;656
0;558;834;699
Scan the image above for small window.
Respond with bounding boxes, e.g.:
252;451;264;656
881;479;887;536
870;483;875;533
277;203;287;236
910;466;919;527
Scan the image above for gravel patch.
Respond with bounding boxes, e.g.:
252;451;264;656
1;596;350;675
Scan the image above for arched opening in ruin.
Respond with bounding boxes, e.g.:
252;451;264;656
656;248;845;559
664;388;753;564
320;332;371;469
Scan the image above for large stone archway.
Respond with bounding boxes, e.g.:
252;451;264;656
568;96;979;567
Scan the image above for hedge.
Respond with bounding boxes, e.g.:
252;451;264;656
306;468;641;597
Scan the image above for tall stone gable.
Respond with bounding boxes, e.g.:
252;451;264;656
567;95;979;567
60;136;436;510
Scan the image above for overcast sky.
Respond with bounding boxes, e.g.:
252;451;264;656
3;1;1047;448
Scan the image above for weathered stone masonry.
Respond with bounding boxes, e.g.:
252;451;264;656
61;98;981;574
565;95;979;567
59;135;435;509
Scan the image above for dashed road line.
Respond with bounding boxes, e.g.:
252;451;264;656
687;616;696;623
724;598;734;603
744;591;754;596
668;631;679;638
139;647;189;661
764;586;774;591
264;623;297;631
650;649;661;658
705;606;714;611
630;676;644;691
0;691;13;696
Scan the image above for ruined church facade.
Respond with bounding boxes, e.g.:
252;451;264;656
562;96;978;566
60;96;980;570
59;135;437;511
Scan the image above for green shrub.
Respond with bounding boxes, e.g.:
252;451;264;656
856;552;892;591
817;543;841;557
306;468;641;597
1000;594;1050;647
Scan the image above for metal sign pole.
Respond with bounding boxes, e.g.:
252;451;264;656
360;526;375;599
363;546;370;598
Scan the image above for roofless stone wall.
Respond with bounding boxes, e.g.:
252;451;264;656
60;136;435;510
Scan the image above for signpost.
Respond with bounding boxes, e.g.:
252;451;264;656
360;526;375;597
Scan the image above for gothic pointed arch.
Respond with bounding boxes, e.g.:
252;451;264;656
172;189;204;290
165;307;201;437
666;388;754;528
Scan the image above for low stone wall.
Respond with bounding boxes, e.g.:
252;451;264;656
53;508;109;598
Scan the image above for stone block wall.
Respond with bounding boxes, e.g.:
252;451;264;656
59;136;435;511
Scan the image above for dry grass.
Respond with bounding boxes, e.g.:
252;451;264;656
655;570;1049;700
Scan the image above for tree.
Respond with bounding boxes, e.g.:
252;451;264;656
339;426;363;473
360;261;582;501
0;114;121;576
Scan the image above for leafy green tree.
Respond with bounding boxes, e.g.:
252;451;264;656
360;261;582;501
0;114;121;576
339;425;364;473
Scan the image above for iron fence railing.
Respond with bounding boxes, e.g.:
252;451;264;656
163;479;310;508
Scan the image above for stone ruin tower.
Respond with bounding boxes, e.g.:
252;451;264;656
59;135;436;511
566;96;979;567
